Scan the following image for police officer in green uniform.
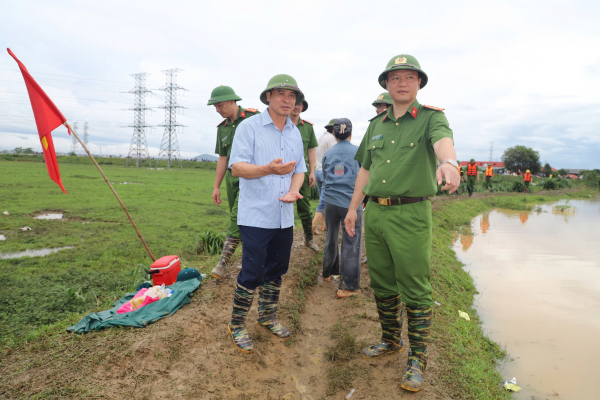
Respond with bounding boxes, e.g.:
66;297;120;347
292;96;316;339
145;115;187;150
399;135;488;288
344;55;460;393
289;99;320;252
372;92;393;115
207;85;260;279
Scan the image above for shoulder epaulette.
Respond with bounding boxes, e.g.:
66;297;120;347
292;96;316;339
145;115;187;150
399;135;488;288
422;105;445;112
217;119;227;127
245;108;258;113
302;119;314;125
368;110;387;122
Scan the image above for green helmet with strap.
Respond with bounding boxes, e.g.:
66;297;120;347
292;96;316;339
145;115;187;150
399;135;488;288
372;92;393;107
207;85;242;106
324;118;337;129
378;54;428;89
260;74;304;105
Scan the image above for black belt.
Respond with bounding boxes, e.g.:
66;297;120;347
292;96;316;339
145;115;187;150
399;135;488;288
369;196;428;206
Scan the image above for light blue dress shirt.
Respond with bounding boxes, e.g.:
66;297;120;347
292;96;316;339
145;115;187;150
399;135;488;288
229;109;307;229
322;140;361;209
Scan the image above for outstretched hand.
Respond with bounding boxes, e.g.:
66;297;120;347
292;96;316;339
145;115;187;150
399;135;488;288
268;158;296;175
279;191;303;203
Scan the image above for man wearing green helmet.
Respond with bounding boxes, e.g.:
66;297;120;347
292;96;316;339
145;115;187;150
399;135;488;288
226;74;307;354
290;99;319;252
372;92;393;115
345;55;460;392
207;86;260;280
466;158;480;197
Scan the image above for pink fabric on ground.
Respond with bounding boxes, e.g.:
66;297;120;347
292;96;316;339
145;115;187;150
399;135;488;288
117;288;160;314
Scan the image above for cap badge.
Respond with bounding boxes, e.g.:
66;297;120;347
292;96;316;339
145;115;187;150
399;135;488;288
394;57;407;65
377;95;384;100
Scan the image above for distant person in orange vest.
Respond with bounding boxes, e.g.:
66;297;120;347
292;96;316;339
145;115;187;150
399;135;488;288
484;164;494;192
466;159;479;197
480;212;490;233
523;169;532;193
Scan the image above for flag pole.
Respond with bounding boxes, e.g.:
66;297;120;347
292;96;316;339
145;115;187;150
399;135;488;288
65;122;156;262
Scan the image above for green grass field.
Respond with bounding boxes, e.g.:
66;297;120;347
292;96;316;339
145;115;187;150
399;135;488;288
0;158;316;345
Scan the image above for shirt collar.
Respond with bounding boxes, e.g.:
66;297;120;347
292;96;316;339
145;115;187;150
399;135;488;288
385;99;421;122
261;108;294;129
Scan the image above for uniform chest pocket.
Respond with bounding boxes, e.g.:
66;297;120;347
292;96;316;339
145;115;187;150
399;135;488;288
397;133;425;165
367;138;386;165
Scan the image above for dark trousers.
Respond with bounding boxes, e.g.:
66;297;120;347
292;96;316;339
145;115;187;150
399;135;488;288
323;202;363;291
238;225;294;290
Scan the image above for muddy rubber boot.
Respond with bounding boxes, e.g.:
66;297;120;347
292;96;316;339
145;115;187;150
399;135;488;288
302;219;320;252
228;283;255;353
257;280;292;339
361;294;404;358
401;306;433;392
210;235;241;279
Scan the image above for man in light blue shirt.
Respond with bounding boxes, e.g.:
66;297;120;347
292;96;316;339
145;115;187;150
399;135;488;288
226;74;306;354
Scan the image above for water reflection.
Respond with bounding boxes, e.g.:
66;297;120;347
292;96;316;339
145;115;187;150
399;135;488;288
0;246;74;259
34;213;63;220
453;197;600;400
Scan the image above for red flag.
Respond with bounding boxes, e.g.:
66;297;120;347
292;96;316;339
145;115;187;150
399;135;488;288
7;48;68;194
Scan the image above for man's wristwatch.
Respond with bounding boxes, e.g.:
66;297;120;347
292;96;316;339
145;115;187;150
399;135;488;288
441;159;459;170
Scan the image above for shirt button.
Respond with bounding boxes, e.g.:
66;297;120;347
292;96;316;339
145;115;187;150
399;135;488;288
382;180;386;183
396;123;399;126
233;125;235;127
387;160;390;163
372;145;375;149
391;141;395;144
410;143;413;146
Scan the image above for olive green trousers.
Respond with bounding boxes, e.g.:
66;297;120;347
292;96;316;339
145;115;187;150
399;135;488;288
295;172;313;221
364;200;433;308
225;169;241;239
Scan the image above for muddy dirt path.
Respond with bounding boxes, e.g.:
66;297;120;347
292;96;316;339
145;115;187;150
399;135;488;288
1;230;451;399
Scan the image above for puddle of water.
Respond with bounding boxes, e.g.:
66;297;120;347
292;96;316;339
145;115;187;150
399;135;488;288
119;182;144;185
34;213;63;220
0;246;74;259
453;197;600;399
0;234;5;241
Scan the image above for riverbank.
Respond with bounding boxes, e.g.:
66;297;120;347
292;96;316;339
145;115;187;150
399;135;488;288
0;166;595;398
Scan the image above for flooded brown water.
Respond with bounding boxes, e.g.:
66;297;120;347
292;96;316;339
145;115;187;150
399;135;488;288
453;196;600;400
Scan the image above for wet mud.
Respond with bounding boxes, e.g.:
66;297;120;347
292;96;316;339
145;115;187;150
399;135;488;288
453;197;600;399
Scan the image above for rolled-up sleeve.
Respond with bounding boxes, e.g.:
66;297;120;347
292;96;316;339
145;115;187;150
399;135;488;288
228;121;254;168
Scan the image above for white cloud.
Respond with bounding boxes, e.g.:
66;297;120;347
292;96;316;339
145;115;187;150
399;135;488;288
0;0;599;168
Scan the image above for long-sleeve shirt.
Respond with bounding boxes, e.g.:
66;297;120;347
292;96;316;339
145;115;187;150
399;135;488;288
229;109;307;229
322;140;361;209
315;131;337;171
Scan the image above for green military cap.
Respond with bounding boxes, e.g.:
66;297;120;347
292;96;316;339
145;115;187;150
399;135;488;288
470;158;475;163
324;118;337;129
207;85;242;106
372;92;393;107
378;54;428;89
260;74;304;106
302;99;308;112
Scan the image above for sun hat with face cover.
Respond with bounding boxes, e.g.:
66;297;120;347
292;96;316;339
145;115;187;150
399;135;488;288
333;118;352;140
378;54;428;89
259;74;304;106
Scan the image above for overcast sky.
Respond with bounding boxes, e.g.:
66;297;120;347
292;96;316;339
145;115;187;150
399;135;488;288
1;0;599;169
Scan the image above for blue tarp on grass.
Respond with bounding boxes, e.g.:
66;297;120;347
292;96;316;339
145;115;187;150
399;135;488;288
67;278;201;334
